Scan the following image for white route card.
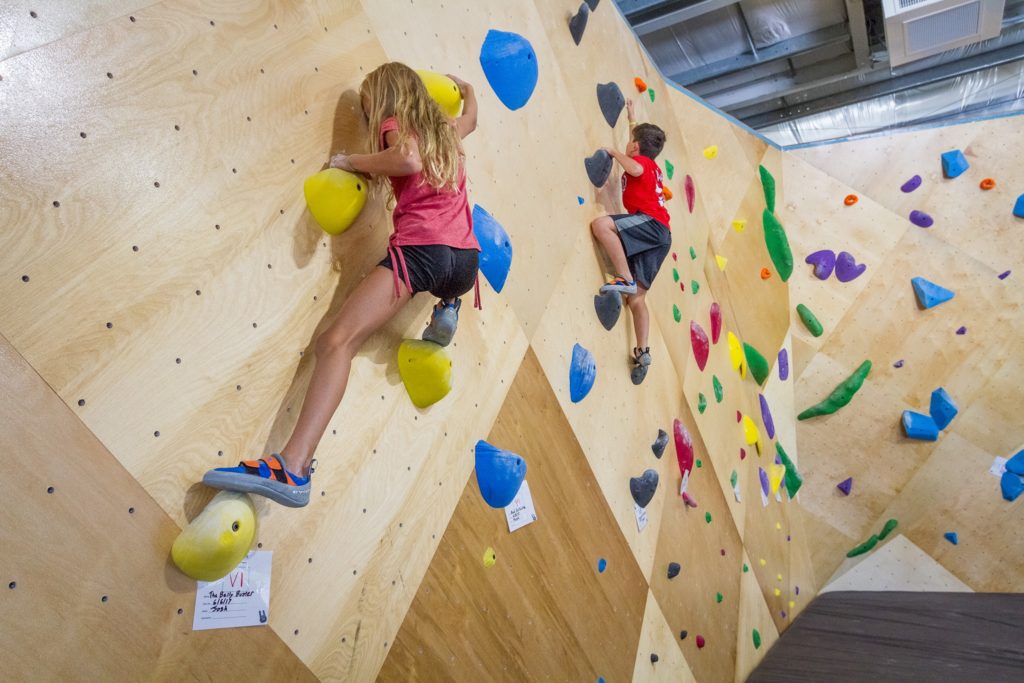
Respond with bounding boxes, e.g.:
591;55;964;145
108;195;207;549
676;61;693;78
634;502;649;532
990;456;1007;477
504;480;538;533
193;551;272;631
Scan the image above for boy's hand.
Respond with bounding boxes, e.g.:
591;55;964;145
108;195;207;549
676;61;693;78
446;74;473;97
329;153;355;172
626;98;635;121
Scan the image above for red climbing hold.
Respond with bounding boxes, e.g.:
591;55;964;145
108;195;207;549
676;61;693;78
739;448;746;460
690;321;709;371
736;410;742;423
672;252;677;261
684;175;695;213
696;635;706;649
681;491;698;508
709;302;722;344
674;419;694;482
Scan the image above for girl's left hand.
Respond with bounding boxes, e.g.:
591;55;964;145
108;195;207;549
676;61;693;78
330;153;355;172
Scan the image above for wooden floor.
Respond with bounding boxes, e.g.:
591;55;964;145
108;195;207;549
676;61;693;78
749;591;1024;683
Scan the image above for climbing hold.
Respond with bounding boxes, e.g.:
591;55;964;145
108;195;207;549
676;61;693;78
716;592;723;604
633;76;648;93
844;194;858;206
999;270;1012;279
741;415;761;453
760;268;771;280
752;629;762;649
672;304;681;323
584;149;613;187
956;326;967;335
171;491;256;582
674;419;694;482
569;343;596;403
703;145;718;159
743;343;770;386
894;359;905;368
901;175;922;193
1001;471;1024;501
705;511;712;524
629;469;659;508
768;464;786;495
680;630;688;640
715;254;727;271
697;393;707;414
662;185;673;201
303;168;368;236
805;249;836;280
690;279;698;294
798;360;871;420
762;209;793;281
940;149;969;178
929;387;958;430
594;291;622;330
672;268;680;283
743;563;749;572
689;246;697;260
665;159;674;180
596;82;625;128
796;303;823;337
479;30;538;111
732;220;747;234
682;492;698;508
598;557;607;573
776;442;802;497
568;2;590;45
397;340;453;408
837;477;853;496
758;558;767;568
709;303;722;344
690;321;710;371
759;394;775;440
652;429;669;459
648;87;655;102
909;210;934;228
877;518;899;541
774;589;782;597
1013;194;1024;218
474;440;527;508
1006;449;1024;475
835;251;867;282
696;635;706;649
846;534;879;558
911;276;955;309
758;165;776;213
730;470;738;488
577;196;584;205
944;532;959;545
472;204;512;293
712;375;723;403
482;547;497;568
980;178;996;190
650;653;659;664
727;332;746;378
684;175;695;213
902;410;939;441
415;70;462;118
778;349;789;381
667;562;681;579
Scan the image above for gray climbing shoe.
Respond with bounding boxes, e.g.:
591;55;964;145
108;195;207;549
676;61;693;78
631;347;651;385
600;276;637;296
422;298;461;347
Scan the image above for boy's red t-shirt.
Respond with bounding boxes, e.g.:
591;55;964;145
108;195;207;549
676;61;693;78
621;155;671;228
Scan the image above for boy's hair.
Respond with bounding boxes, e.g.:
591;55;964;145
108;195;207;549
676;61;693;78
360;62;463;198
632;123;666;159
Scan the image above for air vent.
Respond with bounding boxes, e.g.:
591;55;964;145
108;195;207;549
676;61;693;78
882;0;1005;66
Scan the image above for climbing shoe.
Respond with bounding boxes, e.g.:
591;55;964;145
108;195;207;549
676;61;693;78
422;297;461;347
600;276;637;296
631;347;651;385
203;454;312;508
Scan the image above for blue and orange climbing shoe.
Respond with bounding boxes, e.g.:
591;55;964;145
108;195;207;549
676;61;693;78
203;454;312;508
422;297;461;347
600;276;637;296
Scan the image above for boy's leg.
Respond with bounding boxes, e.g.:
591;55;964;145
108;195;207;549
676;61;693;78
626;286;650;352
590;215;632;281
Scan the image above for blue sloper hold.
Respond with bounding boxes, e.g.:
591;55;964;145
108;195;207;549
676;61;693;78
929;387;958;430
1014;194;1024;219
472;204;512;293
479;30;538;111
570;343;596;403
1006;449;1024;476
940;149;969;179
911;276;955;310
1001;471;1024;501
944;532;959;545
474;440;527;508
902;410;939;441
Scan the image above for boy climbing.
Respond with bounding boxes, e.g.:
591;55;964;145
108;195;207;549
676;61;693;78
590;99;671;385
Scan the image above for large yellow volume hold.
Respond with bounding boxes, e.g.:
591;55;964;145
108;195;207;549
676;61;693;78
172;491;256;582
416;69;463;118
727;332;746;378
303;168;368;235
398;339;453;408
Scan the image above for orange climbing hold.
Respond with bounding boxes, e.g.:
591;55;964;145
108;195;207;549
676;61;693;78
634;77;648;93
980;178;996;190
760;267;771;280
844;194;858;206
663;186;673;201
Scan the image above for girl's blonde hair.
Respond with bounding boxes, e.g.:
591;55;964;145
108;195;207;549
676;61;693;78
360;62;462;198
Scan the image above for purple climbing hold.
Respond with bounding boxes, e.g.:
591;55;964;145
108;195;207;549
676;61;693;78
758;467;770;497
999;270;1011;280
778;348;789;381
795;586;800;595
759;394;775;440
835;251;867;283
893;359;905;368
805;249;836;280
956;326;967;335
910;210;934;228
901;175;922;193
837;477;853;496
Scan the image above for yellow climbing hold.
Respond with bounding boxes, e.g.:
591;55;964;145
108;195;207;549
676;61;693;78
789;600;796;609
727;332;746;378
397;339;453;408
171;491;256;582
776;574;783;582
769;464;786;494
732;219;746;233
741;415;760;453
303;168;368;235
416;69;463;118
775;522;782;531
715;254;728;271
703;145;719;159
482;546;497;568
759;558;767;567
774;588;782;597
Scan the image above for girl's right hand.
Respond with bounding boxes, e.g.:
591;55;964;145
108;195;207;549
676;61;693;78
330;153;355;172
446;73;472;96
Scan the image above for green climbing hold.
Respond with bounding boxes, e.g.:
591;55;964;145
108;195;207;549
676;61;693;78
796;303;823;337
752;629;762;649
705;511;712;524
798;360;872;420
713;375;723;403
648;87;655;102
730;470;737;488
696;459;702;468
762;209;793;282
742;563;749;573
673;304;681;323
672;268;680;282
877;518;899;541
691;280;699;294
689;246;697;260
775;442;803;497
743;343;770;386
698;393;707;414
846;534;879;558
759;165;776;213
716;592;723;604
665;159;674;180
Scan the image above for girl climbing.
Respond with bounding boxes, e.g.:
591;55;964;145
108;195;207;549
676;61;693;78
203;62;481;507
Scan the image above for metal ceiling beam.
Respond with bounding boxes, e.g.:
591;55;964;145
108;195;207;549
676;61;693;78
844;0;871;68
632;0;740;36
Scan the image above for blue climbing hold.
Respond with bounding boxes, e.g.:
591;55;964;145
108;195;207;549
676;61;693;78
911;276;955;310
940;149;969;179
929;387;958;431
472;204;512;293
943;532;959;545
577;196;585;205
1001;471;1024;502
902;410;939;441
474;440;527;508
597;558;607;573
1006;449;1024;476
479;30;538;111
1014;194;1024;219
570;343;596;403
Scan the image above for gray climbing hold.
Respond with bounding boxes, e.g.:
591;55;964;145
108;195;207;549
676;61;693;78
585;149;612;187
594;290;621;330
652;429;669;459
667;562;680;579
630;469;659;508
568;3;589;45
596;82;625;128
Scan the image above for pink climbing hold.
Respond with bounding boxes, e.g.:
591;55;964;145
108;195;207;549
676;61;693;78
709;303;722;344
685;175;695;213
674;419;694;481
837;477;853;495
681;492;698;508
696;635;706;649
690;321;709;371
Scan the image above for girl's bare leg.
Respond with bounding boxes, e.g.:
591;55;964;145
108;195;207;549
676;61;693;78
279;266;411;474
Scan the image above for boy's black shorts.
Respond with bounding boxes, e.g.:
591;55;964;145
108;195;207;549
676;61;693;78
610;213;672;290
379;245;479;300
